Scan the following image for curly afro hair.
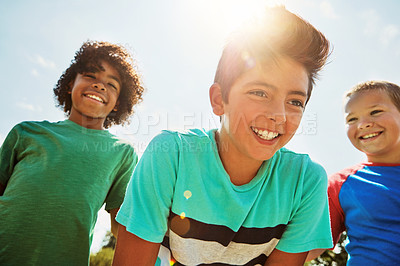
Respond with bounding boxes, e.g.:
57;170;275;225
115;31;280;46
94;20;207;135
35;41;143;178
54;40;144;128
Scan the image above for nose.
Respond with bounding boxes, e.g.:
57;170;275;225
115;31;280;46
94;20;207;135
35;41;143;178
268;112;286;124
92;82;106;91
266;102;286;124
358;119;373;130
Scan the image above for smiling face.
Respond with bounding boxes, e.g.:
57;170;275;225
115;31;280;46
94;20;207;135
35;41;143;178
345;90;400;163
212;56;308;173
68;61;121;129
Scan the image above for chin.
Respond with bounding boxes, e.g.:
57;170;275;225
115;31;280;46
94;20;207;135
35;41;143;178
254;152;277;162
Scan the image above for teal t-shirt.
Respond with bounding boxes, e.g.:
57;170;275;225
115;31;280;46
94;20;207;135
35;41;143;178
117;129;332;265
0;120;137;265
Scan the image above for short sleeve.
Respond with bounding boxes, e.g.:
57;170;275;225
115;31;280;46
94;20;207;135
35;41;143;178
116;131;179;243
328;172;347;245
0;125;21;187
276;159;333;253
104;146;138;211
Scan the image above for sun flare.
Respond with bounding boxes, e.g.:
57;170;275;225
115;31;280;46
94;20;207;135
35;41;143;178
205;0;286;34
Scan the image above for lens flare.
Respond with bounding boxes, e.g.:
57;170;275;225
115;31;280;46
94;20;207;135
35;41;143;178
183;190;192;199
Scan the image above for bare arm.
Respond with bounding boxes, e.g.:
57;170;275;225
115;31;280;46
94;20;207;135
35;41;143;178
264;249;307;266
112;225;160;266
305;249;326;261
109;208;119;239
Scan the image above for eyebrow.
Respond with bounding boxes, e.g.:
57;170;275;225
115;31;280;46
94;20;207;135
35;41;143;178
83;67;121;85
345;104;384;117
108;74;121;85
345;113;353;120
86;70;121;87
245;81;307;97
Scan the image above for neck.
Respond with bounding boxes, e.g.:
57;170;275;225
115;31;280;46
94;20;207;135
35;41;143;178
367;153;400;164
215;131;262;186
68;115;105;130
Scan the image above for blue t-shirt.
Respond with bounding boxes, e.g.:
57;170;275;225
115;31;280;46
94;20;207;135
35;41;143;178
329;163;400;265
117;129;332;265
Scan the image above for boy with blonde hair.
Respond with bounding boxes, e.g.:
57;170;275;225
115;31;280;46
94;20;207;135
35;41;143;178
307;80;400;265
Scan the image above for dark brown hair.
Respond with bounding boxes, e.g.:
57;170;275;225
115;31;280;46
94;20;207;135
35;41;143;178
54;40;144;128
214;6;331;105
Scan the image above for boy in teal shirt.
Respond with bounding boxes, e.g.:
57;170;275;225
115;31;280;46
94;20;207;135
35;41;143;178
114;7;333;266
0;40;144;265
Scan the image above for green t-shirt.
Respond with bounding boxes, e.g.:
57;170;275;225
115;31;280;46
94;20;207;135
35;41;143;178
0;120;137;265
117;129;332;265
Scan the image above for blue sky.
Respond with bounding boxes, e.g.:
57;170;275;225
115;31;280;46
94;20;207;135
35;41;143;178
1;0;400;252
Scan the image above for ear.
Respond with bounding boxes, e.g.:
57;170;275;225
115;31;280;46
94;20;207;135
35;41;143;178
67;80;75;94
113;100;120;112
209;83;225;116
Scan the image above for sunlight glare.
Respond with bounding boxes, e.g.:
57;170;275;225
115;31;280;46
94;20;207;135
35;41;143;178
205;0;287;34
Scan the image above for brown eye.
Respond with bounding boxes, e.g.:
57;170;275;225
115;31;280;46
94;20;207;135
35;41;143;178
289;100;304;108
250;90;267;97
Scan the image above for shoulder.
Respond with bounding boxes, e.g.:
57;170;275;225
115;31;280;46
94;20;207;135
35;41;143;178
2;121;56;149
115;138;137;157
327;164;365;198
149;128;213;147
277;147;325;173
7;120;55;135
329;164;365;186
141;129;215;163
107;132;135;149
277;147;312;160
13;120;50;129
271;148;327;190
160;128;211;140
102;133;138;160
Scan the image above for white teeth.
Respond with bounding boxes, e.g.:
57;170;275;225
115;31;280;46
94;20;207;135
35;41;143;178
361;133;379;139
267;131;276;139
251;127;279;140
86;94;104;103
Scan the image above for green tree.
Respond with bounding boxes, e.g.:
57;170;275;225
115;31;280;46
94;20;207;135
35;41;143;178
90;248;114;266
90;232;116;266
102;231;116;249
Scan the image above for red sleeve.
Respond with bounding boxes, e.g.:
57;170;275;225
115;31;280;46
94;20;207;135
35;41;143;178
328;165;363;245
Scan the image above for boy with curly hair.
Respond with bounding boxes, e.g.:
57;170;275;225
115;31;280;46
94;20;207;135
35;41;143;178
113;6;332;266
0;40;144;265
307;81;400;265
